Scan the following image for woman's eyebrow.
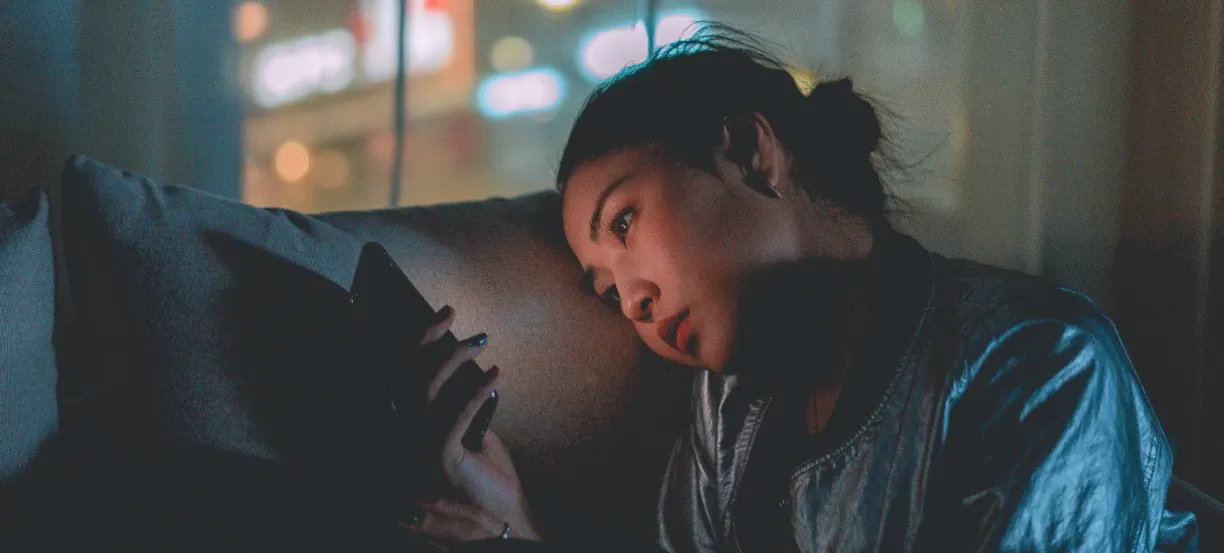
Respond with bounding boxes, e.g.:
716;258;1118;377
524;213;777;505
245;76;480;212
588;172;635;241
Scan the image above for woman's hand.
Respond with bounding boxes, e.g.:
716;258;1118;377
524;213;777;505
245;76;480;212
402;306;544;548
404;431;544;547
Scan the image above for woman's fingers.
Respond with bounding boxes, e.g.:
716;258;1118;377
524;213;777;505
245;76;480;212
420;305;456;345
478;430;517;481
401;497;504;543
424;497;505;533
426;333;489;403
443;367;500;467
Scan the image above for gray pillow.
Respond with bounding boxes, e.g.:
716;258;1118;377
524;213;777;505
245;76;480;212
0;189;58;483
56;155;366;457
52;155;410;549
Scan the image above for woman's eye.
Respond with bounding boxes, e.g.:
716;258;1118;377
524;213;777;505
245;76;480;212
601;285;621;310
610;207;634;245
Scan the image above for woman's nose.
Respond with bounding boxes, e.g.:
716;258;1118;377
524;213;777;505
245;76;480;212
620;281;657;323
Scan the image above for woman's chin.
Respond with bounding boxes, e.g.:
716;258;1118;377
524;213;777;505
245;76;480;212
644;341;716;371
693;343;733;373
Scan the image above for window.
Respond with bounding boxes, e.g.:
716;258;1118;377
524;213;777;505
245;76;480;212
237;0;962;222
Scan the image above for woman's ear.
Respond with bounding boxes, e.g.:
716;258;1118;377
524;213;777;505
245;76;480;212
721;113;784;197
722;116;759;170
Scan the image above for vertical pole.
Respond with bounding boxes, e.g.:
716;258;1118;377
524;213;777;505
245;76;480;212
390;0;411;207
638;0;658;54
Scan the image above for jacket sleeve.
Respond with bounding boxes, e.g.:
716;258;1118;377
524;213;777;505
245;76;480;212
923;316;1174;552
657;377;723;553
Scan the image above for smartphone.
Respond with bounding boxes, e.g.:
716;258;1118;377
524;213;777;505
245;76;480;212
350;241;498;453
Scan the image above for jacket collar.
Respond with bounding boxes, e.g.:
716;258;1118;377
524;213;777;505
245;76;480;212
716;224;939;470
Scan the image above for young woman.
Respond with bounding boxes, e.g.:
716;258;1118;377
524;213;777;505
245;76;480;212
401;30;1196;553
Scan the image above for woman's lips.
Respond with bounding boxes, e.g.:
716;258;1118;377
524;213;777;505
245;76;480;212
657;310;694;357
675;316;694;356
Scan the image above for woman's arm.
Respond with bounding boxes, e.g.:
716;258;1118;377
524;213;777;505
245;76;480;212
918;317;1173;552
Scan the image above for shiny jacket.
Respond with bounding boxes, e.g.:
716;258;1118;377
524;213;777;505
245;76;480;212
657;229;1196;553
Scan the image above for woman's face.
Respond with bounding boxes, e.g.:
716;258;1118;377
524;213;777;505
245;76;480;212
562;145;812;372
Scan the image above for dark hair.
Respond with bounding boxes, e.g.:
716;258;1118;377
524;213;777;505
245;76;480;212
557;25;891;221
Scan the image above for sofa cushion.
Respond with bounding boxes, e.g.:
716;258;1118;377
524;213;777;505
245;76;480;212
319;196;690;546
0;189;58;483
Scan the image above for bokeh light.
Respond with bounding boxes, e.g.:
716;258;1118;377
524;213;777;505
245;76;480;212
536;0;579;11
252;30;357;108
233;2;269;43
274;141;312;182
477;67;566;118
490;36;534;72
578;11;704;82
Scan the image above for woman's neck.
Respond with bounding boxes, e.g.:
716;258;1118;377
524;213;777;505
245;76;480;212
805;263;872;434
797;202;876;263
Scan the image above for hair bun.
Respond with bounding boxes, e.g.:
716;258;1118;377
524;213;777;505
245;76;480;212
806;78;882;155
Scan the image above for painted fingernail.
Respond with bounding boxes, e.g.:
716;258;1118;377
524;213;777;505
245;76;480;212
474;394;496;435
485;365;500;383
403;505;424;524
461;333;488;348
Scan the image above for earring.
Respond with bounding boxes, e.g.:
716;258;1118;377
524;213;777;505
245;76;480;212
746;173;783;199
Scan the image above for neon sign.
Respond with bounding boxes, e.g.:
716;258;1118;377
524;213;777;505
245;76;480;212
252;30;357;108
250;0;458;108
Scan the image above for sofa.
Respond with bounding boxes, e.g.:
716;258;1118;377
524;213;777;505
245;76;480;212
6;157;1220;552
0;156;691;551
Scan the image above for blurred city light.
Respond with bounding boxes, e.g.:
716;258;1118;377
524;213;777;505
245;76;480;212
655;10;705;44
252;30;356;108
360;0;455;81
578;11;704;82
536;0;580;11
579;24;641;82
490;36;535;72
476;67;566;118
233;2;269;43
275;141;312;182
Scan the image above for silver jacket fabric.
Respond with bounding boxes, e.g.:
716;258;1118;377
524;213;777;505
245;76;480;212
657;229;1194;553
